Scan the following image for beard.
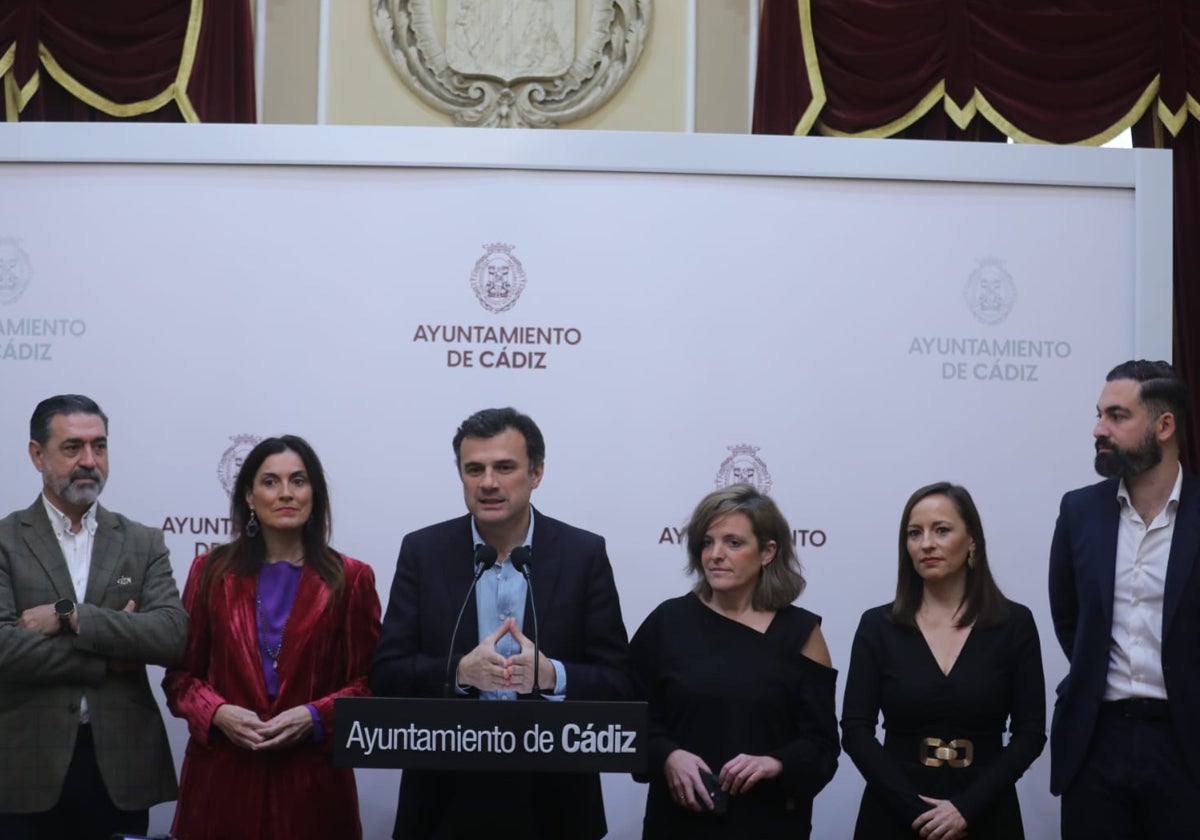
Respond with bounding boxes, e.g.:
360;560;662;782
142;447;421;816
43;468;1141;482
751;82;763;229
46;466;106;508
1094;426;1163;480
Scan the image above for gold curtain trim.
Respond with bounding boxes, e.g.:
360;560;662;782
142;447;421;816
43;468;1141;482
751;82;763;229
977;77;1159;145
2;43;40;122
812;72;1168;145
39;44;175;116
2;79;13;123
786;6;1200;145
174;0;203;123
13;0;203;122
943;91;977;130
1;42;14;121
1157;95;1188;137
817;81;945;138
792;0;827;136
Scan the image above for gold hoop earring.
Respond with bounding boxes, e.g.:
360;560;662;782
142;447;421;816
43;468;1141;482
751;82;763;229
967;546;976;570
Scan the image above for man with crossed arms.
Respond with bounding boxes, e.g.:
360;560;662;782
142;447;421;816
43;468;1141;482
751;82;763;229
0;394;186;839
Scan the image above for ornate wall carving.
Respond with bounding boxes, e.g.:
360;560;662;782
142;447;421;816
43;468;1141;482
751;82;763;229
373;0;652;128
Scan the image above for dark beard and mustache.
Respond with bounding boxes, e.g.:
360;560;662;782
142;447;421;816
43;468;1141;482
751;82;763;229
1094;426;1163;479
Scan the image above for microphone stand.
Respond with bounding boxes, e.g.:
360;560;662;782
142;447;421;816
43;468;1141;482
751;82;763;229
443;544;498;698
509;545;541;698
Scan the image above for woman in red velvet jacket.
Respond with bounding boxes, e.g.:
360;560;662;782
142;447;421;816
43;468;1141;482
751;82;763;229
163;435;381;840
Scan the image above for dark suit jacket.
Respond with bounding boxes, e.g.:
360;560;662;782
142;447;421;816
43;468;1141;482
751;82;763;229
1048;473;1200;795
0;498;187;812
163;552;381;840
370;510;632;840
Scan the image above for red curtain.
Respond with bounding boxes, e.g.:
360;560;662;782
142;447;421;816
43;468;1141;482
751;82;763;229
754;0;1200;464
1135;115;1200;463
0;0;255;123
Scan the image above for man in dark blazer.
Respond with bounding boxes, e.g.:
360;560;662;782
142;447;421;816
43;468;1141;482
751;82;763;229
370;407;631;839
0;394;187;839
1049;360;1200;839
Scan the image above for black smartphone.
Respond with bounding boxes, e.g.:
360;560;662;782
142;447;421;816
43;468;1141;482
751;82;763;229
698;769;730;815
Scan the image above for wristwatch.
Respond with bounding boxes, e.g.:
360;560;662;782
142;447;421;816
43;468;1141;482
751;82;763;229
54;598;76;634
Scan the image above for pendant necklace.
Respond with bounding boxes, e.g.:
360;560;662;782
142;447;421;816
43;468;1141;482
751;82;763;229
256;589;288;669
256;562;299;669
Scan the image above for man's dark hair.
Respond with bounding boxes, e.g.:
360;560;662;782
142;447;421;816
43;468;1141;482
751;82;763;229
30;395;109;444
452;407;545;470
1106;359;1189;431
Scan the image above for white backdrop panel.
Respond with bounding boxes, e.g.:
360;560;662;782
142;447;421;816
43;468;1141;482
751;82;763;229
0;132;1167;840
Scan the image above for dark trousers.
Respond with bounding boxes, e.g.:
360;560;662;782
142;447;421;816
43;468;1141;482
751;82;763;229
0;725;150;840
1062;703;1200;840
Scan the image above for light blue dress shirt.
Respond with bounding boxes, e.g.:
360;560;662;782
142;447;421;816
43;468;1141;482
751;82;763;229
470;510;567;700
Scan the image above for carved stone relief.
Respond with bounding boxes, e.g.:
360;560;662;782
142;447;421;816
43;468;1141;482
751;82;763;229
373;0;652;128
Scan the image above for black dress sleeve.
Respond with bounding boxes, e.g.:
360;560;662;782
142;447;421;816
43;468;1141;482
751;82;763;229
767;642;840;798
629;602;682;783
948;604;1047;823
840;607;928;824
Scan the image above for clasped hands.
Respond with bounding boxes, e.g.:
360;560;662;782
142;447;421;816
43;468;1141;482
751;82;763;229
912;795;968;840
213;703;314;751
456;616;555;693
664;748;782;812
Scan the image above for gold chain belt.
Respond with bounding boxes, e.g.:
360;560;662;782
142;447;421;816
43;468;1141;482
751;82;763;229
920;737;974;768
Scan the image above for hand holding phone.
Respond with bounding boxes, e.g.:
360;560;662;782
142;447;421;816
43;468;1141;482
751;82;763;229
698;769;730;815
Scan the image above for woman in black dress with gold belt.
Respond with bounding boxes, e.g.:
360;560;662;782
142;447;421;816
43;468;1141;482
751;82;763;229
630;484;839;839
841;482;1046;839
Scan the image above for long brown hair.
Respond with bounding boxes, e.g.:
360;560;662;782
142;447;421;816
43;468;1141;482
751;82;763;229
890;482;1009;629
200;435;344;605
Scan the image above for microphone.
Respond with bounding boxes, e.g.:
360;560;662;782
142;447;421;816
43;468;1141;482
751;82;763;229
443;544;499;697
509;545;541;698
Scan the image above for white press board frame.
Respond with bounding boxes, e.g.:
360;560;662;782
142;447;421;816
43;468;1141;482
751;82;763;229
0;124;1173;840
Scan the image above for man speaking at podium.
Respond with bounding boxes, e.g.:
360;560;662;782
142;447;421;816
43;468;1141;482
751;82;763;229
371;407;632;839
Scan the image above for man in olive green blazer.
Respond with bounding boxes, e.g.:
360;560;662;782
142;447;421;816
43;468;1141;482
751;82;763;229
0;395;187;839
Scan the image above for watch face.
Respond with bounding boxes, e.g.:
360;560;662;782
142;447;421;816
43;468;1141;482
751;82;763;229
54;598;74;617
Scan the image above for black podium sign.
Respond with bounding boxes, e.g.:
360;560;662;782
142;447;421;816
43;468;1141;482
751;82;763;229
334;697;648;773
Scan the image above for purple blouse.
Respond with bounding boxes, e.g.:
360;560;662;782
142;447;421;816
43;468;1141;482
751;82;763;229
257;562;324;741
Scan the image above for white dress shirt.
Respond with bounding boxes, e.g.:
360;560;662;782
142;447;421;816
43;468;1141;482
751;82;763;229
1104;463;1181;701
41;493;97;722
